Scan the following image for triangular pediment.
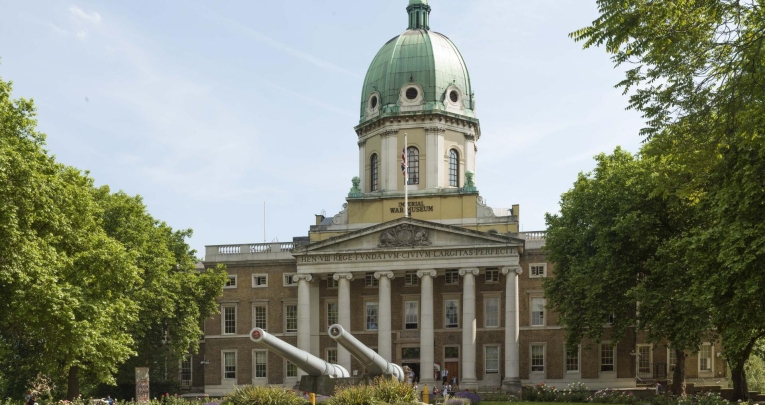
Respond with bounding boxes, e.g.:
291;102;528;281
295;217;524;254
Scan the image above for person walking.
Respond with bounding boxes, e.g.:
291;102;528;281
441;368;449;384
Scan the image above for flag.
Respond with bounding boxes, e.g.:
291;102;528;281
401;147;407;177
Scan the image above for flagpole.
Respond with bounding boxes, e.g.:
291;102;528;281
404;133;408;218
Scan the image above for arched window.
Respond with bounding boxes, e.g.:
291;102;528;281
370;154;379;192
407;147;420;185
449;149;459;187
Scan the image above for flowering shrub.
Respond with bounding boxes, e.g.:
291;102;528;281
453;391;480;405
588;388;638;404
523;383;560;402
223;386;308;405
560;382;590;403
662;392;729;405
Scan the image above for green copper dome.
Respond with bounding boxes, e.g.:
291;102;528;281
359;3;475;123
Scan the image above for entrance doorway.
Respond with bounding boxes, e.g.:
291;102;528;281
445;362;459;386
402;363;420;383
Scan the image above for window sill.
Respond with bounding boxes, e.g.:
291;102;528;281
223;286;237;289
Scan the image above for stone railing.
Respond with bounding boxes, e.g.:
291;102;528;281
491;207;514;217
520;231;547;249
206;242;296;262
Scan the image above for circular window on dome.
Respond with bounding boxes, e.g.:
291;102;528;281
406;87;419;100
370;95;378;108
449;90;459;103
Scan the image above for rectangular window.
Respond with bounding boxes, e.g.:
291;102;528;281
402;347;420;359
485;268;499;283
485;346;500;374
253;305;267;330
285;305;298;333
286;361;297;378
405;301;418;329
669;349;677;373
444;270;459;285
566;346;580;372
445;346;459;359
365;273;378;287
327;276;338;289
253;350;267;378
327;302;338;328
601;343;615;372
445;299;459;328
699;345;712;371
531;345;545;372
223;305;236;334
327;348;337;364
405;271;419;286
638;345;651;374
225;275;237;288
252;274;268;287
283;273;297;286
366;302;379;330
180;354;192;387
485;297;500;328
531;297;545;326
223;351;236;379
530;264;546;278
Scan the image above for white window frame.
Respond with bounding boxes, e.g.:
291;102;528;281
365;300;379;331
444;270;460;285
565;345;580;373
221;304;237;335
327;276;338;289
698;343;714;374
180;354;193;387
600;342;616;374
530;297;545;327
404;271;419;286
252;274;268;288
224;275;237;289
637;344;653;376
529;263;547;278
252;303;268;331
485;268;500;283
365;273;378;287
326;300;338;329
485;345;500;374
222;350;237;381
327;348;338;364
668;348;677;375
285;360;298;378
284;303;298;334
484;296;500;328
283;273;297;287
404;300;419;330
530;343;546;375
252;349;267;380
444;298;460;328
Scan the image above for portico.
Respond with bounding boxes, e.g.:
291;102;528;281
292;217;524;390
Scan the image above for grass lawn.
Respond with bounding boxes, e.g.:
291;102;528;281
481;403;592;405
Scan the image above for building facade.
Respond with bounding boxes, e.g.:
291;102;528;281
190;0;727;396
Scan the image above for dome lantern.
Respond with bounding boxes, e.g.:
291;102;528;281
407;0;431;30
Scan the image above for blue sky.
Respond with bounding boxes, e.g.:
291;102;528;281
0;0;644;258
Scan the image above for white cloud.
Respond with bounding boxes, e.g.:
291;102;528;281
69;6;102;24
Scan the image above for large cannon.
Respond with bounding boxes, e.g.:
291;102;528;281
250;327;350;378
328;324;406;382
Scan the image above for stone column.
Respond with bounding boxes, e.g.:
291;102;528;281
501;266;522;394
375;271;395;362
334;273;354;372
417;269;438;390
425;127;445;189
358;140;366;192
295;273;313;378
459;268;479;389
464;134;476;183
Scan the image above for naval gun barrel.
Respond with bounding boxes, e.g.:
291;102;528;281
249;328;350;378
328;324;405;381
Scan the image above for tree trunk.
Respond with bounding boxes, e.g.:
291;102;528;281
672;349;686;396
66;365;79;401
730;362;749;401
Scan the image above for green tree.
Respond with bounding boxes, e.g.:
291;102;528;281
571;1;765;399
543;148;709;395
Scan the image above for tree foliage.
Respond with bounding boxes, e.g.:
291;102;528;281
564;0;765;399
0;75;226;399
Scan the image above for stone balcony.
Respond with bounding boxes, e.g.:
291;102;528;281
204;242;297;262
519;231;546;250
